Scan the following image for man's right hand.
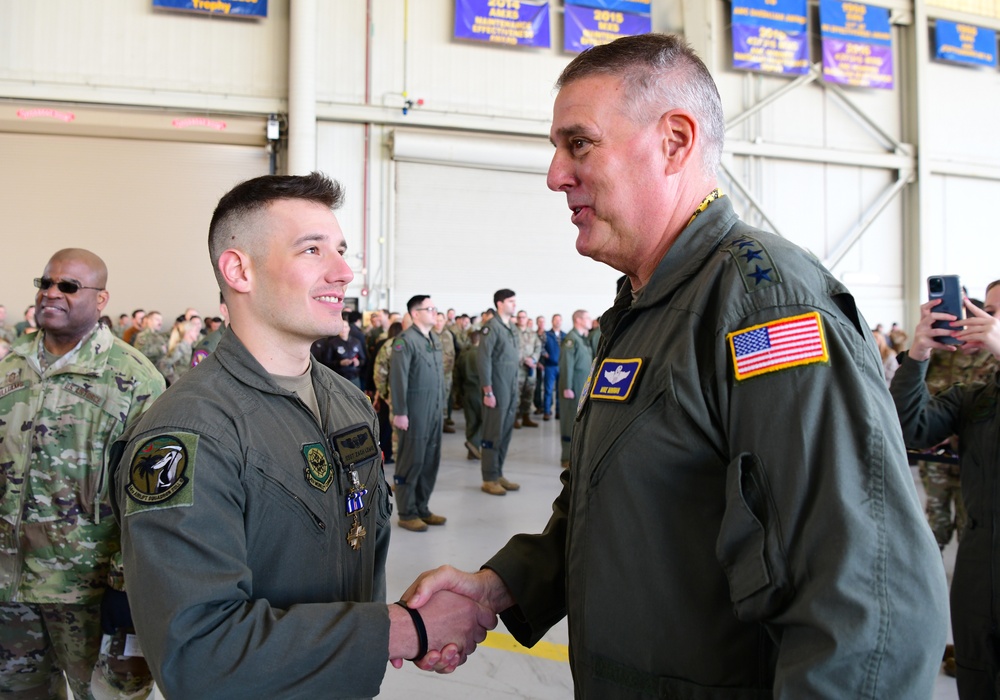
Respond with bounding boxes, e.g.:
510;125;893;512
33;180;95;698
392;415;409;431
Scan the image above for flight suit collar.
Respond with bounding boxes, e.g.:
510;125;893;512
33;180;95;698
628;195;739;312
213;328;333;399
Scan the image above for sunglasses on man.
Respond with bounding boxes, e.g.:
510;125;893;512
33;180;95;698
34;277;104;295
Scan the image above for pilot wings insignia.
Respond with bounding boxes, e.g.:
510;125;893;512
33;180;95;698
603;365;631;385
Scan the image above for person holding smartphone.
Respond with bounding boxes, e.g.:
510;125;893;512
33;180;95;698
890;279;1000;697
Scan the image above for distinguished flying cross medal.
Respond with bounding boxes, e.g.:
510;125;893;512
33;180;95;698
331;424;380;551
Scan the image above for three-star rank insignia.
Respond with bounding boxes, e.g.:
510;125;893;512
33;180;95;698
725;236;782;293
302;442;333;492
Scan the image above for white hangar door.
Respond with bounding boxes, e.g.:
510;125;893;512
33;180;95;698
0;110;268;318
390;129;621;321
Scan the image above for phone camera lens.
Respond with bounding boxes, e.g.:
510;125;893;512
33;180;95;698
929;278;943;294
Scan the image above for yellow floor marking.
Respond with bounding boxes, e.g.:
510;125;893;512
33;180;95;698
480;630;569;663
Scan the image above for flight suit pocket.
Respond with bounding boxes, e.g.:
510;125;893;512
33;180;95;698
716;452;793;620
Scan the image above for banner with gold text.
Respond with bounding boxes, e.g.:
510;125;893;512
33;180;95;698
454;0;551;48
732;0;810;76
820;1;893;89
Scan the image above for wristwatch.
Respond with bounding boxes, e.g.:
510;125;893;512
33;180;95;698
483;391;494;398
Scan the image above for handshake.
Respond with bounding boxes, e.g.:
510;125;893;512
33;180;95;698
387;565;516;673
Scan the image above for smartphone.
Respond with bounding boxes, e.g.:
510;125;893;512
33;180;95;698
927;275;964;345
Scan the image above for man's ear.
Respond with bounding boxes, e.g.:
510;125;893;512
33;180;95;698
96;289;110;313
658;109;698;175
218;249;253;294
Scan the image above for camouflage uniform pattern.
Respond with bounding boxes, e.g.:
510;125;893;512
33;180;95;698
372;341;397;457
517;327;542;417
434;328;456;422
919;348;1000;548
0;325;164;696
155;341;193;386
132;330;167;368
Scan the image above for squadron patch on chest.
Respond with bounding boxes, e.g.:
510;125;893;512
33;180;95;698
125;434;197;515
589;358;643;402
303;442;333;492
728;312;829;381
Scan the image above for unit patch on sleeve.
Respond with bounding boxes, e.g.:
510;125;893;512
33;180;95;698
589;358;643;402
125;433;197;515
728;311;829;381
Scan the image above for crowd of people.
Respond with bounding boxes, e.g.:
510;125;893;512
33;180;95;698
2;31;998;700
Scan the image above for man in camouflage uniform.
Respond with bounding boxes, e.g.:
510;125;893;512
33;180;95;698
132;312;166;368
433;312;457;433
918;341;999;550
0;249;164;699
0;306;15;345
513;311;541;429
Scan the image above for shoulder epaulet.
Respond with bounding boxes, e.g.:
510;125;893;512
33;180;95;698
723;235;782;293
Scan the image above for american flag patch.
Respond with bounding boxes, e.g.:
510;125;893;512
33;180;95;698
727;312;829;381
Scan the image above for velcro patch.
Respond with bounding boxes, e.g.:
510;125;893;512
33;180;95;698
330;423;379;469
728;312;828;381
589;358;643;402
190;349;209;367
303;442;333;492
125;433;197;515
392;338;406;352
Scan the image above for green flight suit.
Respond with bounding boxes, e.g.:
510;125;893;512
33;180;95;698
109;329;393;699
389;326;445;520
485;195;947;697
477;315;520;482
558;328;593;463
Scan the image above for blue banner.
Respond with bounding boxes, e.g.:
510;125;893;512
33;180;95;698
454;0;551;48
152;0;267;17
731;0;809;76
564;5;652;53
820;1;891;45
565;0;651;14
820;2;893;88
935;20;998;67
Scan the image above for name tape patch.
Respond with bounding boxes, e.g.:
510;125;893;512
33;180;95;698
728;312;828;381
330;423;379;469
589;358;643;402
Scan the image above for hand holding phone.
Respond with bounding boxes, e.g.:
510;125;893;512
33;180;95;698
928;275;964;346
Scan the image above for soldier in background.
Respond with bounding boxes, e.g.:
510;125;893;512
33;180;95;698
477;289;521;496
513;310;541;429
558;310;593;468
0;248;164;699
0;305;15;344
133;311;166;367
190;296;228;369
372;321;403;465
458;330;484;460
121;309;144;346
390;296;447;532
917;307;999;552
433;311;457;434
